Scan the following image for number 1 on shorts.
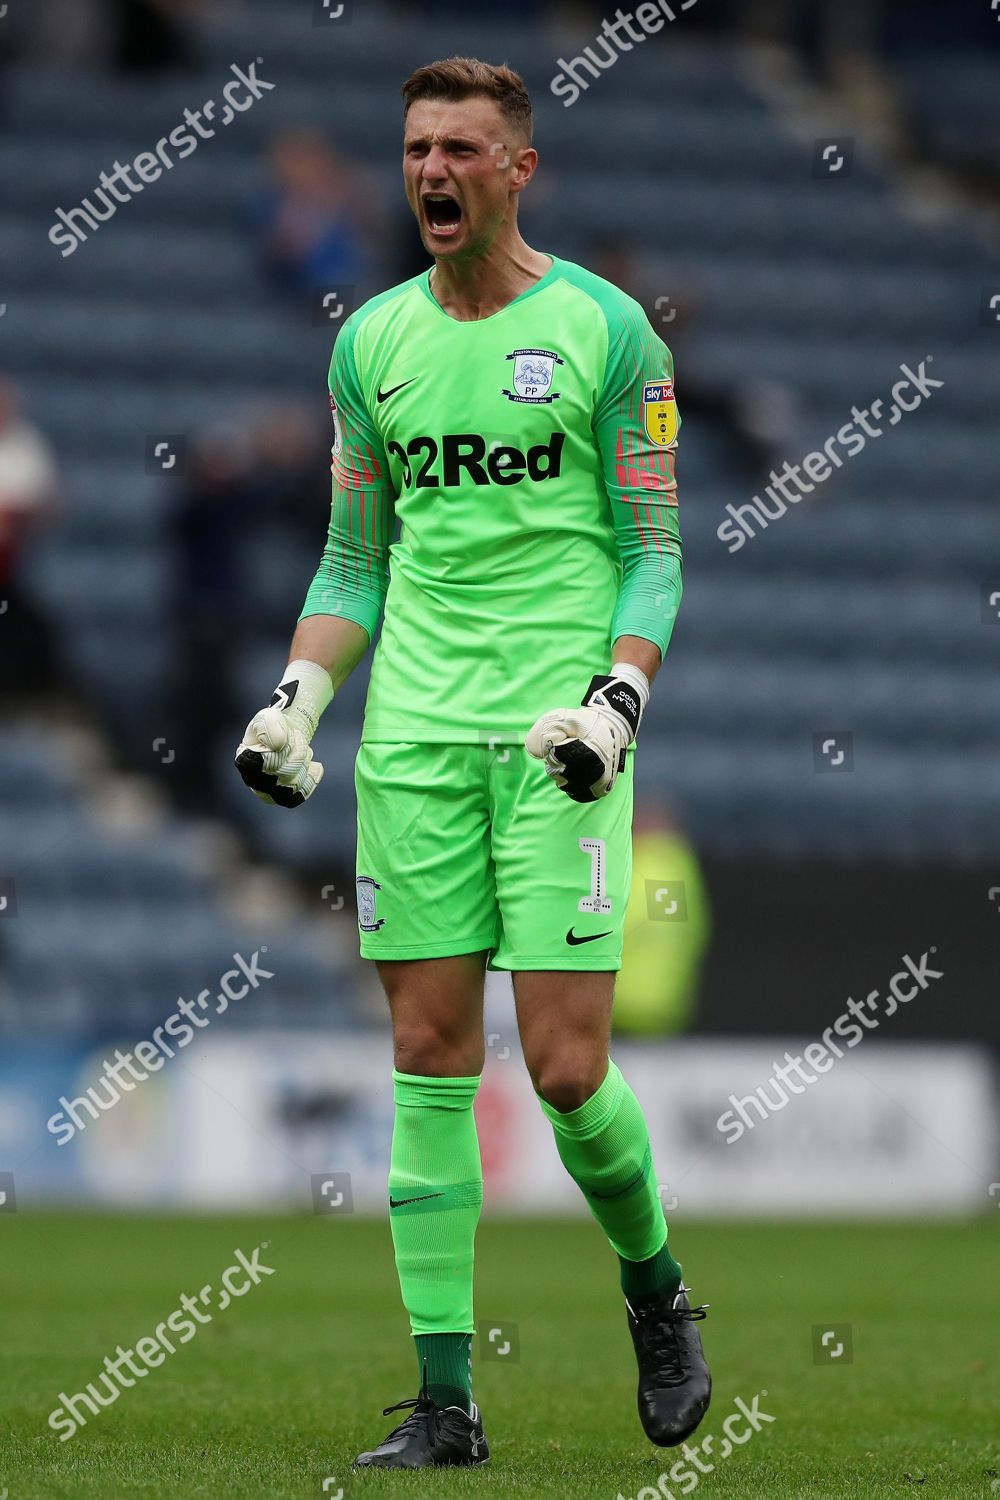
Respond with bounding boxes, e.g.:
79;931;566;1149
578;837;612;914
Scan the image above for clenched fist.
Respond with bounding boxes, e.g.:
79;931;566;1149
525;665;649;803
235;659;333;808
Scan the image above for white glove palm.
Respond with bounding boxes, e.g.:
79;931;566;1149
525;666;649;803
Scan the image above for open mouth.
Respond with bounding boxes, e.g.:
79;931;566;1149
423;193;462;237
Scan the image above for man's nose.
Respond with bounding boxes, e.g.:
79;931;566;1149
421;147;449;180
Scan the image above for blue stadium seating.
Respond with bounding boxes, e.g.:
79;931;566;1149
1;5;997;1039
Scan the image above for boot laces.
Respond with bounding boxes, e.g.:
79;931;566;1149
378;1367;437;1442
631;1295;709;1386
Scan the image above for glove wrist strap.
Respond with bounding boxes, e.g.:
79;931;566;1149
583;662;649;742
270;659;334;741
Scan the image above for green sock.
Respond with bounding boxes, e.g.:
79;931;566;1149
414;1333;473;1413
537;1059;682;1302
617;1238;683;1303
389;1070;483;1413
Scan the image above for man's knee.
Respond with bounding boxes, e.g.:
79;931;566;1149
393;1022;482;1078
380;953;487;1077
530;1055;608;1114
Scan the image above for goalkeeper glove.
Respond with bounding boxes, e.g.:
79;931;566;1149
235;659;333;808
525;663;649;802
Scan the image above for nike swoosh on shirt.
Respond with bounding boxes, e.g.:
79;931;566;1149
376;378;418;404
565;928;613;946
389;1192;443;1208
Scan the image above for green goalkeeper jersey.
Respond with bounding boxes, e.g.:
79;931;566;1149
299;254;682;744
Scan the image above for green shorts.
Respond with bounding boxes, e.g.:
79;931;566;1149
354;741;634;970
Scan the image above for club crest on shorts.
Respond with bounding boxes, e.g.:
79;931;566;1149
356;875;384;931
502;348;564;404
642;380;678;446
329;392;343;457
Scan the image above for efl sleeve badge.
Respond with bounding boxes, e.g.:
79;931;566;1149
329;391;344;456
642;380;678;447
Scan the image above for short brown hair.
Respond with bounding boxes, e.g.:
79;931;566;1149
401;57;533;143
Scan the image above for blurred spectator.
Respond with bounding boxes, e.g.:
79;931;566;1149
255;130;377;300
253;403;332;543
166;404;330;814
0;379;62;707
107;0;194;73
614;801;711;1037
166;426;254;814
17;0;198;72
15;0;111;70
590;234;797;481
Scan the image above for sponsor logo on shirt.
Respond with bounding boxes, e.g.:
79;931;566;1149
385;431;566;488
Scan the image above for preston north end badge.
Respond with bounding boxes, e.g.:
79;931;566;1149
503;348;565;404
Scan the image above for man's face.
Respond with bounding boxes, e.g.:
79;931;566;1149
403;95;534;260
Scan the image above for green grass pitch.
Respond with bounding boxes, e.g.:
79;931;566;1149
1;1214;997;1498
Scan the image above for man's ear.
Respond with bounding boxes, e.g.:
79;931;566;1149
510;146;538;195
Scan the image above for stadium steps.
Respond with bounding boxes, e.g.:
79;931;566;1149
0;725;363;1035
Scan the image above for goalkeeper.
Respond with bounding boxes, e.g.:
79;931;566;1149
236;56;709;1471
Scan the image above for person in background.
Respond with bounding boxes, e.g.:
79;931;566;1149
0;378;62;706
16;0;198;72
166;406;330;813
614;799;711;1037
252;403;331;545
166;427;254;812
589;235;797;483
255;129;378;301
107;0;194;72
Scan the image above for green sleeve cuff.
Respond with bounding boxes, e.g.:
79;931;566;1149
297;581;382;642
610;502;683;658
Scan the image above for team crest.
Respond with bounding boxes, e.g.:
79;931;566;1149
503;348;564;404
356;875;384;931
642;380;678;447
329;392;343;457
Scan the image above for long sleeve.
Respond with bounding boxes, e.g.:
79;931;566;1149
594;301;683;659
298;317;397;642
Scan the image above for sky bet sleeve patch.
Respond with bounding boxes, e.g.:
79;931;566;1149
642;380;678;446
